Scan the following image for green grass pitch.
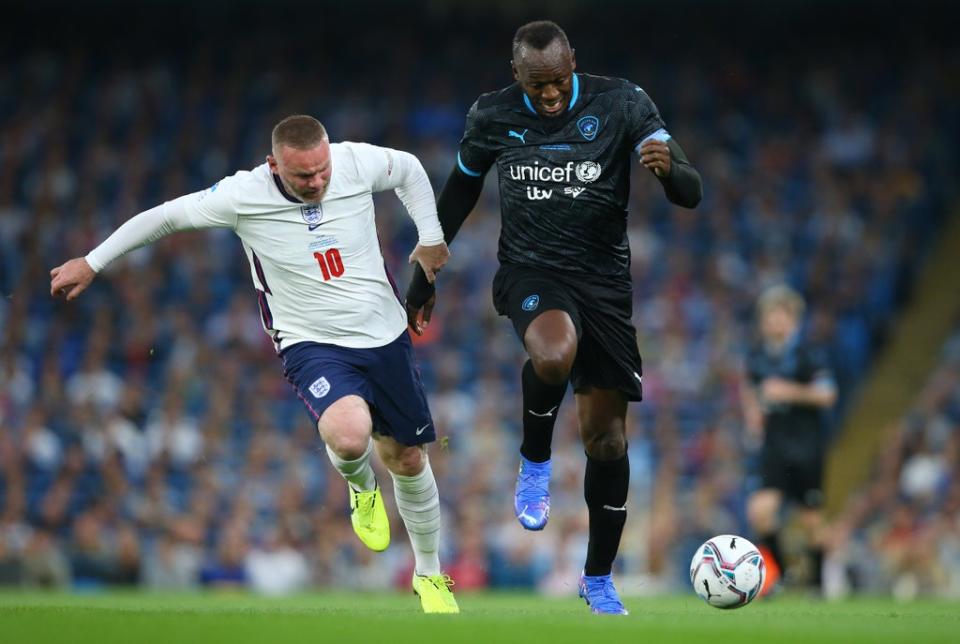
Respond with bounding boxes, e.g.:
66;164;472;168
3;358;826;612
2;591;958;643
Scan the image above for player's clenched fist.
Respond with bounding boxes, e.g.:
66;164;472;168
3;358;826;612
639;139;672;177
50;257;96;300
409;242;450;284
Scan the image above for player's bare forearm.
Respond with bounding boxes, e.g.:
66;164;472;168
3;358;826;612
739;381;765;450
50;257;96;301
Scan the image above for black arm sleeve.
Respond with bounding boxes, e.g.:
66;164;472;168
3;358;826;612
405;166;485;308
657;138;702;208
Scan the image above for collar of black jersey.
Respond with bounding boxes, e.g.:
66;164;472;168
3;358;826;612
272;173;302;204
516;73;583;128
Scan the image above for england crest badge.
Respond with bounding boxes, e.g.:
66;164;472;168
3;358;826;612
301;204;324;231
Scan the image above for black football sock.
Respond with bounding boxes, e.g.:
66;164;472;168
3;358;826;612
808;547;824;590
760;532;784;571
519;360;567;463
583;451;630;576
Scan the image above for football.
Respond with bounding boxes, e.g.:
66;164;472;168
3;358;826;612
690;534;765;609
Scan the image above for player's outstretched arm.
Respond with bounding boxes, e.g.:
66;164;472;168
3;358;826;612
405;166;484;334
638;138;702;208
49;184;237;302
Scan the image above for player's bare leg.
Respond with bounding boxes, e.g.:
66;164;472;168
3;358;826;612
375;435;457;613
513;310;575;530
747;488;784;594
575;387;630;615
319;395;389;551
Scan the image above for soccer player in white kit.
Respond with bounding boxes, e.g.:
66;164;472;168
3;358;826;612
50;115;459;613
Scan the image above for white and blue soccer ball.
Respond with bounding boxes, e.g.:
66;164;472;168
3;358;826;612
690;534;765;609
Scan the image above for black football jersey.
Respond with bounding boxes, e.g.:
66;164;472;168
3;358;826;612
456;73;668;279
746;340;835;455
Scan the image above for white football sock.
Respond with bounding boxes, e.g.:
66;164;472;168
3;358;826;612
326;438;376;492
391;458;441;576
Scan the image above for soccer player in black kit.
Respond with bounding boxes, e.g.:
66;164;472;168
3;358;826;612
406;21;702;614
742;286;837;595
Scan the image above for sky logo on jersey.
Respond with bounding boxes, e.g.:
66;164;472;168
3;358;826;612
301;204;324;231
508;129;528;144
309;376;331;399
577;116;600;141
522;294;540;311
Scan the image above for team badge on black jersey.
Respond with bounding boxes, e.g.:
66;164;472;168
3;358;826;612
577;115;599;140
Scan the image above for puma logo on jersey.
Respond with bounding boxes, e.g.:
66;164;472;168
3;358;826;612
508;129;528;144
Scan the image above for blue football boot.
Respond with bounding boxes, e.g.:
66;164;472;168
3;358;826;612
578;572;629;615
514;455;551;531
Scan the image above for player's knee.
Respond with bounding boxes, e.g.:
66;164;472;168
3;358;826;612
582;429;626;461
530;350;574;385
318;413;372;460
747;495;776;530
384;445;425;476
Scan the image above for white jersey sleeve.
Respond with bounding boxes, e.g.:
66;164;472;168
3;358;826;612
348;143;443;245
84;174;242;272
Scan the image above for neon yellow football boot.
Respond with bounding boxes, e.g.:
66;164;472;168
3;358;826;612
412;573;460;614
349;484;390;552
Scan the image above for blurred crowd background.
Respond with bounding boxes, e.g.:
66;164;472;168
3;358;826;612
1;0;958;597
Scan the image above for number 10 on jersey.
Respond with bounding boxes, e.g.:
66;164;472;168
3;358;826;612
313;248;344;281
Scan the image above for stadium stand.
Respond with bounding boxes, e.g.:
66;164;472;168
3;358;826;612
1;1;957;594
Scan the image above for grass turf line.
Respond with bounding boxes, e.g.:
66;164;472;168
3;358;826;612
1;592;958;644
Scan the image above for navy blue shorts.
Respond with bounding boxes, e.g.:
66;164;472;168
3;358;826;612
280;331;436;446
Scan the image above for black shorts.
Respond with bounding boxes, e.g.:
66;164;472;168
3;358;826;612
492;263;643;401
759;445;824;508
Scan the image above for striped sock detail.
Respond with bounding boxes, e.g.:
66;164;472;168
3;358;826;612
391;459;441;576
326;439;376;492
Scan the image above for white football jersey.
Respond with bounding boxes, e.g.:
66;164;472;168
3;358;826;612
183;142;437;350
87;142;442;351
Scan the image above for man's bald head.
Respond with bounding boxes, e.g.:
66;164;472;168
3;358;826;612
511;20;571;63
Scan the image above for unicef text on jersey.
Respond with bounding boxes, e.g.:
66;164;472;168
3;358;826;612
510;160;602;201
